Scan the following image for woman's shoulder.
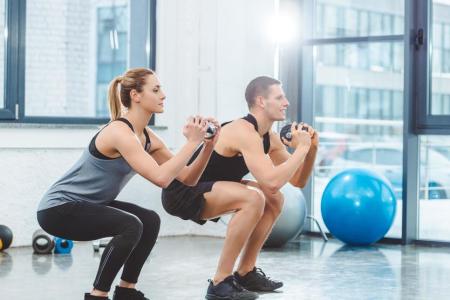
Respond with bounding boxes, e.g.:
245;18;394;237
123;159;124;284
97;120;135;141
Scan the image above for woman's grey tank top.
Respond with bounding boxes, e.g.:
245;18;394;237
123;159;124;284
37;119;150;211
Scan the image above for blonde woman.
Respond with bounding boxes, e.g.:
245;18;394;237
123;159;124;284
37;68;220;300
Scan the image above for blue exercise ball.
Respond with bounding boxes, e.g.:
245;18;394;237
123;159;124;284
321;168;396;245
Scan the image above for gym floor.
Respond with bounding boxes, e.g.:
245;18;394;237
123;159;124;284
1;235;450;300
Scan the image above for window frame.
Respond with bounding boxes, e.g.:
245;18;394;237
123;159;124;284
0;0;157;125
0;0;20;120
293;0;410;240
415;0;450;134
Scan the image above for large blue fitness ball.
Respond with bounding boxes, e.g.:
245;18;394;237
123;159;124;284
321;169;396;245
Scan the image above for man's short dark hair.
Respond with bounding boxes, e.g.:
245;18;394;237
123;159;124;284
245;76;281;109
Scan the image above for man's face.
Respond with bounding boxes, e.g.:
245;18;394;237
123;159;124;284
262;84;290;121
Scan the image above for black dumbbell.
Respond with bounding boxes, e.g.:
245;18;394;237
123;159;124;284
280;123;308;142
205;123;217;139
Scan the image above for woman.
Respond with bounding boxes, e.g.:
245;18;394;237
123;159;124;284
36;68;220;300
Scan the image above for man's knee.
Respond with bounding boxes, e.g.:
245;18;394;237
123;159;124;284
245;189;266;217
265;191;284;217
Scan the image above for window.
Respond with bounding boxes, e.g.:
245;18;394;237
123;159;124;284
416;0;450;131
298;0;450;244
0;0;6;110
0;0;156;124
308;0;405;238
430;3;450;116
376;149;402;166
25;1;131;120
419;135;450;240
96;5;129;118
314;0;404;38
348;149;374;163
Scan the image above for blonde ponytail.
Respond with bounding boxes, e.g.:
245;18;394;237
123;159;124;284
108;76;122;120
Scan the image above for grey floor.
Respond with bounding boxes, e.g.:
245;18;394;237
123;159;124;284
1;236;450;300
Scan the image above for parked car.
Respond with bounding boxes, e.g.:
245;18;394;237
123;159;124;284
324;144;450;200
315;131;360;177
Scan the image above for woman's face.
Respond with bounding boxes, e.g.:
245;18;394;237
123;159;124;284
137;74;166;114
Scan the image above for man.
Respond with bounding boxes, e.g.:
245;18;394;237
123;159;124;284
162;76;319;300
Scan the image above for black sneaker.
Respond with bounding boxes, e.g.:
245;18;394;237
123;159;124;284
84;293;110;300
234;267;283;292
112;286;149;300
205;275;259;300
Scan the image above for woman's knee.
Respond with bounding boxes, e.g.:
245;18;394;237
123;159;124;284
141;210;161;234
123;215;144;244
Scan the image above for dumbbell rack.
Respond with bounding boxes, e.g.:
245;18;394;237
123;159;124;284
92;238;112;252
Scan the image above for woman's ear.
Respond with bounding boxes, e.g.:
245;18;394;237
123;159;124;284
130;89;141;103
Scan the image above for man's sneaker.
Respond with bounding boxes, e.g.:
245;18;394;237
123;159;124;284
234;267;283;292
205;275;259;300
112;286;149;300
84;293;110;300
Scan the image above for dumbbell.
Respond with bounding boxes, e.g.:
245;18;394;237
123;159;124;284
205;123;217;139
93;238;111;252
280;123;309;142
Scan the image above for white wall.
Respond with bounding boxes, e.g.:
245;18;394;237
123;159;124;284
1;0;276;247
0;125;227;247
156;0;277;148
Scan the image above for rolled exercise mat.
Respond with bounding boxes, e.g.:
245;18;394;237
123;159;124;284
53;237;73;254
32;229;55;254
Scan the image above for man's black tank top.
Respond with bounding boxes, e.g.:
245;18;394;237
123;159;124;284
190;114;270;183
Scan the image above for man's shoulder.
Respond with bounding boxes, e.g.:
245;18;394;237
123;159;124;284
225;118;256;133
220;122;264;155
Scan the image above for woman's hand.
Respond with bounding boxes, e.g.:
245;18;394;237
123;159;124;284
182;115;208;144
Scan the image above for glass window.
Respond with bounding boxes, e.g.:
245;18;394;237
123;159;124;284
445;50;450;73
358;11;369;36
0;0;5;109
393;91;403;120
322;86;337;117
312;41;404;238
393;43;403;72
368;89;382;118
322;4;338;37
25;0;130;118
96;5;128;118
430;1;450;115
344;8;358;37
376;149;402;166
348;149;374;163
419;136;450;240
343;45;358;68
314;0;404;38
369;13;383;36
347;88;357;117
445;24;450;49
382;14;393;35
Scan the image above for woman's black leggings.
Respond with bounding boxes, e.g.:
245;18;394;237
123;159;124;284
37;200;161;292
